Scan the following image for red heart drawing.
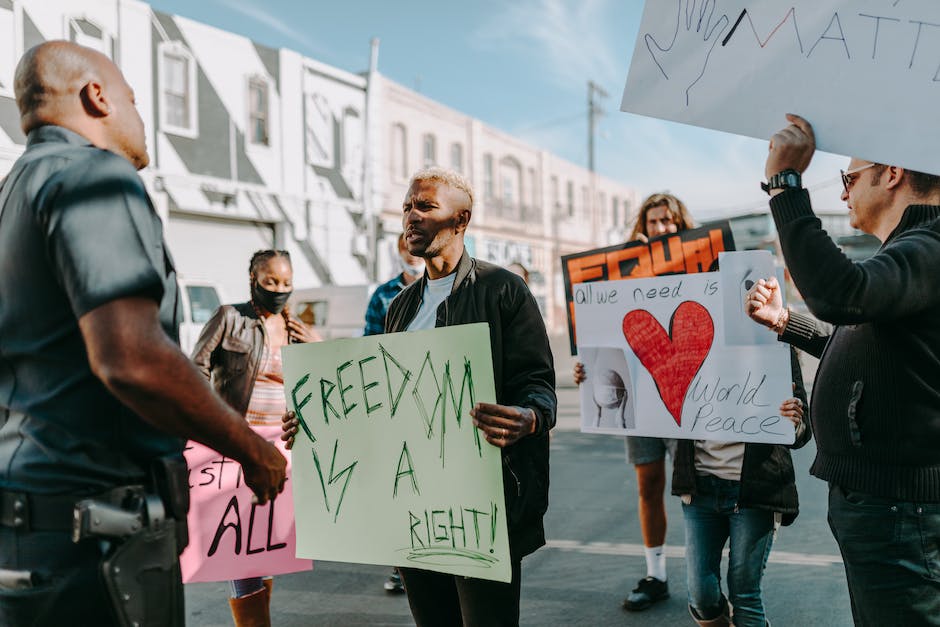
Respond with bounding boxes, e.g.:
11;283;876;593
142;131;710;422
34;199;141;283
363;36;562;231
622;301;714;426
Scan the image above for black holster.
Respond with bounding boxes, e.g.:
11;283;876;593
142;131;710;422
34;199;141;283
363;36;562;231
151;453;191;552
101;517;184;627
95;453;191;627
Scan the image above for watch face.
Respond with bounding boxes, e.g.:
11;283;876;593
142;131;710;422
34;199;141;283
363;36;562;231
772;171;801;189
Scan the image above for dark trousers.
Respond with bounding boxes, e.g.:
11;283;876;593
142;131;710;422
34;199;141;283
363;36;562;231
0;527;116;626
0;526;184;626
828;483;940;627
399;561;522;627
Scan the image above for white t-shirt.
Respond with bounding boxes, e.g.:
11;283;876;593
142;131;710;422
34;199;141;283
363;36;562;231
407;273;457;331
694;440;745;481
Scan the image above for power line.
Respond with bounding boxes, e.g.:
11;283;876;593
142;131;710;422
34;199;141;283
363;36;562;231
715;174;844;217
513;111;584;133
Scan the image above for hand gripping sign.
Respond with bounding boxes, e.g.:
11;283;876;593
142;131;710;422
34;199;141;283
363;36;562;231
180;425;312;583
576;250;794;444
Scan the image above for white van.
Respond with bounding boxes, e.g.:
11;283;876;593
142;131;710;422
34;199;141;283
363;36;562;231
290;284;375;340
177;276;224;355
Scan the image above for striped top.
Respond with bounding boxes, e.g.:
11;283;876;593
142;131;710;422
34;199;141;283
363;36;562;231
245;343;287;426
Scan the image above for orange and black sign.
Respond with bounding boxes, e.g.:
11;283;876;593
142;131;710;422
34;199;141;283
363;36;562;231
561;221;735;354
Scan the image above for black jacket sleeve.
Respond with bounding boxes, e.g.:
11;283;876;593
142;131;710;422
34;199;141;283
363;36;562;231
771;188;940;324
788;346;812;450
778;310;831;359
499;278;557;436
501;279;557;434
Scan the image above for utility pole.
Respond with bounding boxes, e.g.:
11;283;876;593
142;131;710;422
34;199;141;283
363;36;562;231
587;80;608;173
587;80;608;245
363;38;380;281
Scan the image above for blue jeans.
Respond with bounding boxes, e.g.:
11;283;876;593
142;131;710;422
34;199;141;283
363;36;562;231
828;483;940;627
230;576;267;598
682;475;774;627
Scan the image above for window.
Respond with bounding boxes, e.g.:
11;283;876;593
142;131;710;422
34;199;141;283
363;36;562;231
499;157;522;211
247;77;269;145
186;285;221;324
450;142;463;173
422;133;436;167
68;16;111;57
528;167;538;206
582;186;590;217
566;181;574;217
502;174;515;207
0;0;15;96
483;154;494;200
164;54;190;127
390;123;408;181
612;196;620;226
550;176;559;211
159;42;198;137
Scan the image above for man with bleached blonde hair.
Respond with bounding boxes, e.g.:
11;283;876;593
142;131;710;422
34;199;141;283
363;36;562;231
286;166;556;624
390;166;556;624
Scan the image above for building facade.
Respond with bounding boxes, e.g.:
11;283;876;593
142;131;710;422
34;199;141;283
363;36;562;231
0;0;637;338
0;0;373;304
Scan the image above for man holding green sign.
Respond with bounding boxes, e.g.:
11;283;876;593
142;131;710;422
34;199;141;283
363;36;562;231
285;166;555;625
390;167;556;626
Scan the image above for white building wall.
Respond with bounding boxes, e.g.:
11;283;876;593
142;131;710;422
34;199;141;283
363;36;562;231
0;0;373;306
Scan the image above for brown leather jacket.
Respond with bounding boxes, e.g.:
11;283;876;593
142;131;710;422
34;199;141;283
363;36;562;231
191;303;267;416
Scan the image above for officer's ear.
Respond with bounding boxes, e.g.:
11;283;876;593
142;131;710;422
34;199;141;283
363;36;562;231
80;80;111;118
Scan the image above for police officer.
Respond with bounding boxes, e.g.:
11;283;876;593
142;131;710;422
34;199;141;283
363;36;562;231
0;41;287;626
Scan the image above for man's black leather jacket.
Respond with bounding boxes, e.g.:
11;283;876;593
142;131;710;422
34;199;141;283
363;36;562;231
386;251;557;560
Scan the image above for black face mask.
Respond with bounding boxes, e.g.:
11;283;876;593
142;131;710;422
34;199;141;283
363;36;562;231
252;283;292;315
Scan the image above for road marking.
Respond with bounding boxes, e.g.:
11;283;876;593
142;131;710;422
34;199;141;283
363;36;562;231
545;539;843;567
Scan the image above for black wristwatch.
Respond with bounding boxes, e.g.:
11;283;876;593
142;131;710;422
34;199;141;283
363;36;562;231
761;169;802;195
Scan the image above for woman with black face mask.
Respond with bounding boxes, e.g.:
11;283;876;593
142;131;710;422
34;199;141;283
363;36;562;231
191;249;319;626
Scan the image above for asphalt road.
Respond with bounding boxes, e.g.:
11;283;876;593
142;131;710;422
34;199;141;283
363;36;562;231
185;382;853;626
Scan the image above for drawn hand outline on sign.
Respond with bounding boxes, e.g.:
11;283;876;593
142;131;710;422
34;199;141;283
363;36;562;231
644;0;730;105
622;300;714;426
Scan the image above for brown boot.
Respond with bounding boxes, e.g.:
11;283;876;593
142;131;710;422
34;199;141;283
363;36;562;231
228;587;271;627
262;578;273;615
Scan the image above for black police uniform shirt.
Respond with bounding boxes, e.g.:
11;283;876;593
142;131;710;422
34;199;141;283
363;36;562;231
0;125;183;495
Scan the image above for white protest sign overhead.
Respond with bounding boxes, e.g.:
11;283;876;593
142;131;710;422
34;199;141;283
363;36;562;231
621;1;940;175
575;250;795;444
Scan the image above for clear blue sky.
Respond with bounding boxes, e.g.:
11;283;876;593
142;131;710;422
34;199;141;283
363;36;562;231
145;0;848;219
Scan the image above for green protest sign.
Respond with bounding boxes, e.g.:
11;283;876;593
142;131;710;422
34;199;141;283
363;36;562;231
282;323;511;583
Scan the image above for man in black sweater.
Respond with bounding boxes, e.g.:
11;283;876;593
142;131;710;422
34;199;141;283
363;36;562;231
746;114;940;626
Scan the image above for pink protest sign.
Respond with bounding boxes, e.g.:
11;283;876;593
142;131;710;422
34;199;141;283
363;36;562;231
180;425;312;583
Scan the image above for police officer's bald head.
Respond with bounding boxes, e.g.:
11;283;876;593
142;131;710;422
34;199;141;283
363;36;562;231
14;41;150;169
15;41;103;131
